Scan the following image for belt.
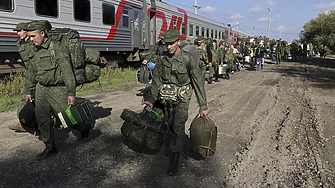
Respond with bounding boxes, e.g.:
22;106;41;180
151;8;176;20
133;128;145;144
40;83;66;87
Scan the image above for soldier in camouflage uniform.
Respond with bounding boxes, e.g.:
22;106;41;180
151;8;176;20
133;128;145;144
217;41;230;79
25;20;90;161
207;39;219;82
196;36;207;78
275;42;283;64
143;29;209;176
8;22;37;132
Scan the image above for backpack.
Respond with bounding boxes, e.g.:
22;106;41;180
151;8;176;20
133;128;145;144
189;115;217;158
49;28;101;85
18;101;40;136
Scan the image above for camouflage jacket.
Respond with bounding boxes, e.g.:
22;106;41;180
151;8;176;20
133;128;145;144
24;38;76;96
217;47;226;63
197;43;207;62
16;38;36;64
145;49;208;112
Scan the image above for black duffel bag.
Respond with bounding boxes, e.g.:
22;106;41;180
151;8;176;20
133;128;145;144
120;108;166;150
18;101;40;136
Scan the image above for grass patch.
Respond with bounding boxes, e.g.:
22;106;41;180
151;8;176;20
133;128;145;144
76;67;139;95
0;67;140;112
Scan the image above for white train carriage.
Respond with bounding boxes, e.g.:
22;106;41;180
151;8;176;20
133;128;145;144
0;0;250;73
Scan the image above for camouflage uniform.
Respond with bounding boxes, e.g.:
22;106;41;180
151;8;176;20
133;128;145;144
196;36;207;78
144;29;208;176
25;20;89;160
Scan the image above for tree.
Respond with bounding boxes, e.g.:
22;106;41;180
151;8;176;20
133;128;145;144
301;10;335;53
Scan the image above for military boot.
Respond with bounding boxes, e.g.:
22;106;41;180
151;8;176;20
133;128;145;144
80;125;90;143
36;142;57;161
167;152;180;176
208;77;212;84
215;74;220;82
8;123;26;132
225;73;230;80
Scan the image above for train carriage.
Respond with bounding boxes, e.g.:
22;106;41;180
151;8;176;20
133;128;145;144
0;0;250;74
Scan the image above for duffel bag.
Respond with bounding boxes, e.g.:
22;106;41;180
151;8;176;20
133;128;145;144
120;108;166;150
189;115;217;158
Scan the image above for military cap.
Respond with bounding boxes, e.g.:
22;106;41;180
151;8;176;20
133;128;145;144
197;36;204;40
219;41;224;46
26;20;52;34
162;29;180;43
13;22;29;31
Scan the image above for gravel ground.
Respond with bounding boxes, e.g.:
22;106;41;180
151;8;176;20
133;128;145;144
0;57;335;188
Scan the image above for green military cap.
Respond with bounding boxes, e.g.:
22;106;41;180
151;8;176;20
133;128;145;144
162;29;180;43
197;36;204;40
13;22;29;31
26;20;52;34
219;41;224;46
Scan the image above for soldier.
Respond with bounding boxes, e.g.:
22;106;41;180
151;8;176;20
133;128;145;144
208;39;219;82
8;22;37;132
25;20;90;161
275;42;283;64
217;41;229;79
142;29;209;176
196;36;207;79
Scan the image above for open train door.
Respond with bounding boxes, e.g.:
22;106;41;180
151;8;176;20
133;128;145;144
149;0;156;48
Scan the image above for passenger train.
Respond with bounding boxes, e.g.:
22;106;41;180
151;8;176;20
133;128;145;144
0;0;250;73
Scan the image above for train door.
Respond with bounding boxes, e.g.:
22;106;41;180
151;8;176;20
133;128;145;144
130;7;142;48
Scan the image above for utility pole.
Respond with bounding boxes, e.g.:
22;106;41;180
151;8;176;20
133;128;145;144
279;29;282;39
267;8;271;38
193;0;201;14
236;21;240;31
252;26;255;36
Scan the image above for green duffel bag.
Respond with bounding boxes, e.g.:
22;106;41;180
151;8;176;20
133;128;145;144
189;115;217;158
120;108;166;150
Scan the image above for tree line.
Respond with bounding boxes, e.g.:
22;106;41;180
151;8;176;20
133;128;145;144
300;10;335;54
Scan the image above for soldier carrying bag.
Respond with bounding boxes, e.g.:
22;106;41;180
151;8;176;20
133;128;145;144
189;115;217;158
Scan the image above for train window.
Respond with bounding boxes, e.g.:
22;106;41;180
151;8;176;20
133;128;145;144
74;0;90;22
189;24;193;36
181;23;186;35
201;27;204;36
215;30;217;39
102;3;115;25
35;0;58;17
195;26;199;37
0;0;13;11
122;8;129;27
206;29;209;38
211;30;213;38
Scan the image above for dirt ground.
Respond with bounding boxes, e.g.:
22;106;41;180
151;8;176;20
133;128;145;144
1;56;335;188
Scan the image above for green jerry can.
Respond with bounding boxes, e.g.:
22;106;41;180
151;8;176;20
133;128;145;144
57;102;92;128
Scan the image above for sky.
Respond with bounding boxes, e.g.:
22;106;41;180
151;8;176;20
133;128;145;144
162;0;335;42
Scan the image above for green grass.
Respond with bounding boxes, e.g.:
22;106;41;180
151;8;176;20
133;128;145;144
0;67;140;112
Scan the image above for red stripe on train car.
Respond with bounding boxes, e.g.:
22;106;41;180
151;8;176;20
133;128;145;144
0;33;17;36
82;0;142;40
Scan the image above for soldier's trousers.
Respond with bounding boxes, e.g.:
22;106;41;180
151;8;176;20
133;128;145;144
164;101;190;152
35;83;88;143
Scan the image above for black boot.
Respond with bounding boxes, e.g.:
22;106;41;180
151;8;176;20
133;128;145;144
208;77;212;84
226;73;230;80
167;152;180;176
215;75;220;82
81;124;90;143
36;142;57;161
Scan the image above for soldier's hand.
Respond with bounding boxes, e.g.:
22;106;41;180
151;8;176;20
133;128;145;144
142;101;153;111
200;109;209;120
142;60;148;65
68;96;76;105
25;95;32;102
